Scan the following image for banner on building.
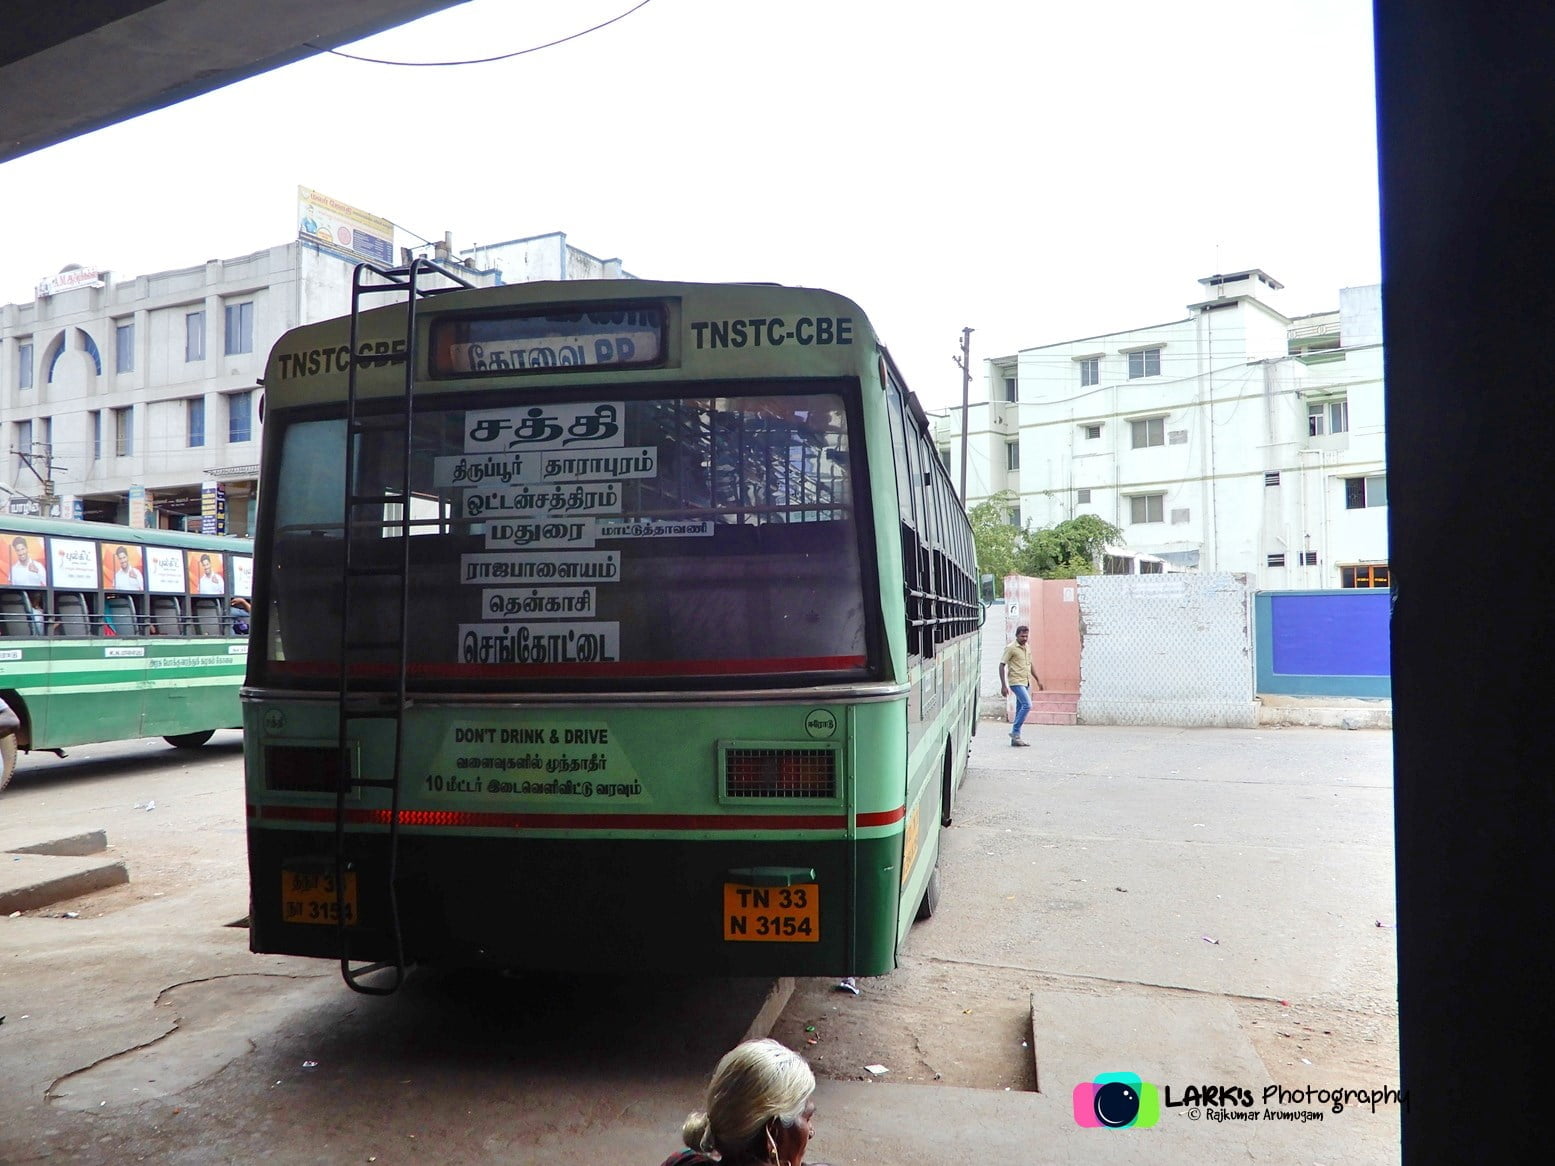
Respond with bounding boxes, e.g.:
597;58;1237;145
6;496;62;518
200;481;227;535
35;267;105;297
297;186;395;266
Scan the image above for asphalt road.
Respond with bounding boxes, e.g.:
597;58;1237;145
0;722;1401;1165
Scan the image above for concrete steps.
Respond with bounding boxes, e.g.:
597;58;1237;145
983;690;1080;728
1026;690;1079;726
0;829;127;914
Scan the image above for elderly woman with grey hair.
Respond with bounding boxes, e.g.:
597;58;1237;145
660;1038;827;1166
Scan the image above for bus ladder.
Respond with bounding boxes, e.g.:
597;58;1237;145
334;258;473;996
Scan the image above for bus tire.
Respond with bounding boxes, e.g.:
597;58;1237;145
1;735;16;792
940;741;956;828
915;865;941;921
164;730;215;749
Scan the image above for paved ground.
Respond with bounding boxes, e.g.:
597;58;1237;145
774;719;1402;1163
0;722;1401;1164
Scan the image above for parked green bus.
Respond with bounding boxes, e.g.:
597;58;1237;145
0;515;252;790
245;267;981;992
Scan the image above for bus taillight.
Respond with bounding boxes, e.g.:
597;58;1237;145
723;747;837;799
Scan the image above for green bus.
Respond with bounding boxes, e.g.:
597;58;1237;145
245;267;981;992
0;514;252;790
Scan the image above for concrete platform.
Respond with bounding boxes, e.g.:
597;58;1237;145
0;828;127;914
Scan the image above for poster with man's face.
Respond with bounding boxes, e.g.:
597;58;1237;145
2;534;48;587
187;550;226;594
104;544;146;592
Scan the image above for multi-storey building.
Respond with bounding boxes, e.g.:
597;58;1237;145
0;223;628;535
941;270;1387;587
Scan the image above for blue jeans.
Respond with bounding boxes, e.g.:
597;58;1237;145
1010;685;1031;737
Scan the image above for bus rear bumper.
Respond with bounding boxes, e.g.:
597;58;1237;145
247;827;902;978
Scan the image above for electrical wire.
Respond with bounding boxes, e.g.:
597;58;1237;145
310;0;656;67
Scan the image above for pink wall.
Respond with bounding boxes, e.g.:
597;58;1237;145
1002;575;1082;693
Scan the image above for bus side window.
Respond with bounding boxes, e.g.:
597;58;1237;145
152;596;184;637
105;594;138;636
0;590;33;636
192;597;223;636
56;593;91;637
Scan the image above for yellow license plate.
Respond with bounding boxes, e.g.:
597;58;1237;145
282;870;358;926
723;882;819;943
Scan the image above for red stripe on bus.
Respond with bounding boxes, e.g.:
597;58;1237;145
856;806;907;827
250;805;849;831
267;655;868;679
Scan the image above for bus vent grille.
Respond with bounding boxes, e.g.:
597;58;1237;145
724;748;836;799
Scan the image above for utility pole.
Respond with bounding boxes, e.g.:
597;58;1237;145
11;441;66;517
954;327;974;502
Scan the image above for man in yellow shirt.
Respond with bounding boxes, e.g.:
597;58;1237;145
998;625;1043;747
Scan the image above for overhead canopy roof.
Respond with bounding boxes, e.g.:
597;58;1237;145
0;0;469;164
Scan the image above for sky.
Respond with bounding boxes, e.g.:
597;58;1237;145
0;0;1380;411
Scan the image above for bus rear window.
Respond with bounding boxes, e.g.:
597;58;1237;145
261;388;870;686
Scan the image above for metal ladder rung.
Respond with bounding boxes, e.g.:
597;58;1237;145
342;697;411;713
332;257;468;1000
341;960;406;997
340;705;410;719
348;493;408;508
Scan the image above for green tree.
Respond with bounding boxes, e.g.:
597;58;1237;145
1016;514;1123;579
968;490;1025;595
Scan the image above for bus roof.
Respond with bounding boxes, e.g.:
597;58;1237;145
0;513;252;552
262;278;883;408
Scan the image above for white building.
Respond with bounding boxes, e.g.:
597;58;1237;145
941;270;1388;588
0;225;628;536
463;231;633;283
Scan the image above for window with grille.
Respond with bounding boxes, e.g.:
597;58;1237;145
1077;488;1092;503
115;322;134;373
1083;423;1102;440
1130;493;1164;524
185;311;206;362
228;390;253;443
1130;417;1165;448
225;301;254;355
1267;553;1286;567
1341;564;1390;588
114;406;133;456
1344;474;1388;508
1308;396;1350;436
1128;347;1162;378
